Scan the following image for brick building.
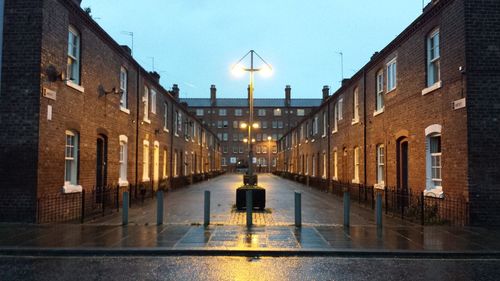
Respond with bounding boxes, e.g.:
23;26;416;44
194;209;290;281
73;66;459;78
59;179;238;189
181;85;322;173
0;0;222;223
276;0;500;225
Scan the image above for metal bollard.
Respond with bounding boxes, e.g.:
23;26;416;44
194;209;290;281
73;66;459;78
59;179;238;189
204;190;211;226
376;192;383;228
295;192;302;227
122;191;129;225
343;191;350;227
246;190;253;227
157;190;164;225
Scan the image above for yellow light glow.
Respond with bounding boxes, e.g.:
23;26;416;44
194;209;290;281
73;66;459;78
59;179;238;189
231;63;246;78
243;138;248;143
252;123;259;129
260;64;273;78
252;138;256;143
267;136;272;141
240;122;248;129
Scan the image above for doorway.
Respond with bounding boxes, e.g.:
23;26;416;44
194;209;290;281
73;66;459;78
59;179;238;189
153;142;159;191
396;137;409;207
96;134;108;202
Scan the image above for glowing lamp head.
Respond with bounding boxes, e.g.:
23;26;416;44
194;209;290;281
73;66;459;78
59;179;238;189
240;122;248;129
231;63;246;78
259;64;273;78
251;138;256;143
252;123;260;129
243;138;248;143
267;136;272;141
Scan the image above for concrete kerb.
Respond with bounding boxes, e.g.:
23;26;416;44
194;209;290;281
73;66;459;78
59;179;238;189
1;247;500;259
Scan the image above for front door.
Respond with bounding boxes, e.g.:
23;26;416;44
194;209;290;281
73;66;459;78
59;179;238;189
396;138;409;207
96;135;108;202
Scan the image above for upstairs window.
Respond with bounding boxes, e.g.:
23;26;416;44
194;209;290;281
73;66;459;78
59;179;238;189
376;70;384;112
322;111;327;136
427;29;440;87
151;89;157;114
234;109;243;116
67;26;81;85
273;108;282;116
297;109;305;116
353;87;359;123
163;102;168;130
338;97;344;120
143;87;150;121
120;67;128;109
333;102;338;133
219;109;227;116
387;58;397;91
196;109;204;116
258;109;266;116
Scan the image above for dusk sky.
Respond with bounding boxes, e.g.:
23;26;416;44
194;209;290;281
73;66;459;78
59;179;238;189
81;0;431;99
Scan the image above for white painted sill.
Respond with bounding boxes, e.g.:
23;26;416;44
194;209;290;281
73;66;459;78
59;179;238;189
143;118;151;124
120;107;130;114
422;81;442;96
386;87;396;94
352;119;360;125
61;184;82;194
65;81;85;93
352;179;360;184
332;129;338;135
142;177;150;182
118;179;129;187
163;128;169;133
424;187;444;198
373;108;385;117
374;182;385;190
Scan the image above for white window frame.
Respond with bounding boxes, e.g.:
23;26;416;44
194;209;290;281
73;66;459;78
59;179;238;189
64;130;80;189
425;124;443;197
273;108;282;116
120;67;128;110
119;135;128;186
338;97;344;120
333;150;338;180
163;102;169;131
219;109;227;116
322;152;327;179
297;109;305;116
332;102;338;133
151;89;157;114
234;109;242;116
352;87;359;124
143;86;150;122
163;149;168;179
173;150;178;177
67;26;81;85
427;29;441;88
375;70;385;114
376;144;385;186
387;58;397;92
258;109;266;116
312;155;316;177
196;109;204;116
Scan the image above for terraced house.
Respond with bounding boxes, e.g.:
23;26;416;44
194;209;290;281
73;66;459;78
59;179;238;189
0;0;222;223
276;0;500;225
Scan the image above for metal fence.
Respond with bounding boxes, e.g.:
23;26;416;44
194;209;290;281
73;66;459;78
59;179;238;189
274;172;469;226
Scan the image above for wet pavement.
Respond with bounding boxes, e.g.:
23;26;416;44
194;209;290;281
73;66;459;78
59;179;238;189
2;256;500;281
88;173;413;226
1;223;500;253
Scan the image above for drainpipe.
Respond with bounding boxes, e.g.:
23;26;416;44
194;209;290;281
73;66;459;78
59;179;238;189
327;100;331;187
169;96;174;190
134;70;140;190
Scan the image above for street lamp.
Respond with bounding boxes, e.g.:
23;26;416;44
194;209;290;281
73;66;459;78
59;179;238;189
231;50;272;183
267;136;272;173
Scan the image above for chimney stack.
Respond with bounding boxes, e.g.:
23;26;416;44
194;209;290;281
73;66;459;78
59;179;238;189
120;45;132;55
210;85;217;106
285;85;291;106
149;71;160;84
322;85;330;101
172;84;180;100
342;78;351;87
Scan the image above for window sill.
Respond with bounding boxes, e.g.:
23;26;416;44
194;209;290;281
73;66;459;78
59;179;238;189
120;107;130;114
143;119;151;124
424;187;444;198
118;179;129;187
386;87;396;94
352;119;360;125
352;179;360;184
65;81;85;93
332;130;338;135
163;128;169;133
374;182;385;190
61;184;82;194
322;134;327;138
422;81;442;96
142;177;150;182
373;108;385;117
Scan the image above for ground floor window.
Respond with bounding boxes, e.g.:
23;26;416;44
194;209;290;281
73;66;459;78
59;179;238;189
353;147;360;183
119;135;128;186
142;140;150;181
376;144;385;185
65;130;79;186
333;150;338;180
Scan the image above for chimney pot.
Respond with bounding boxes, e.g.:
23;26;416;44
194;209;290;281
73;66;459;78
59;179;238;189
285;85;291;106
172;84;180;100
322;85;330;100
210;85;217;106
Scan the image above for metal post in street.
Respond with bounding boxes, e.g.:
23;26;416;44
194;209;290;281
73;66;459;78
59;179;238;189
204;190;211;226
246;190;253;227
156;190;164;225
268;136;272;173
343;190;350;227
376;192;383;228
122;191;129;225
295;192;302;227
